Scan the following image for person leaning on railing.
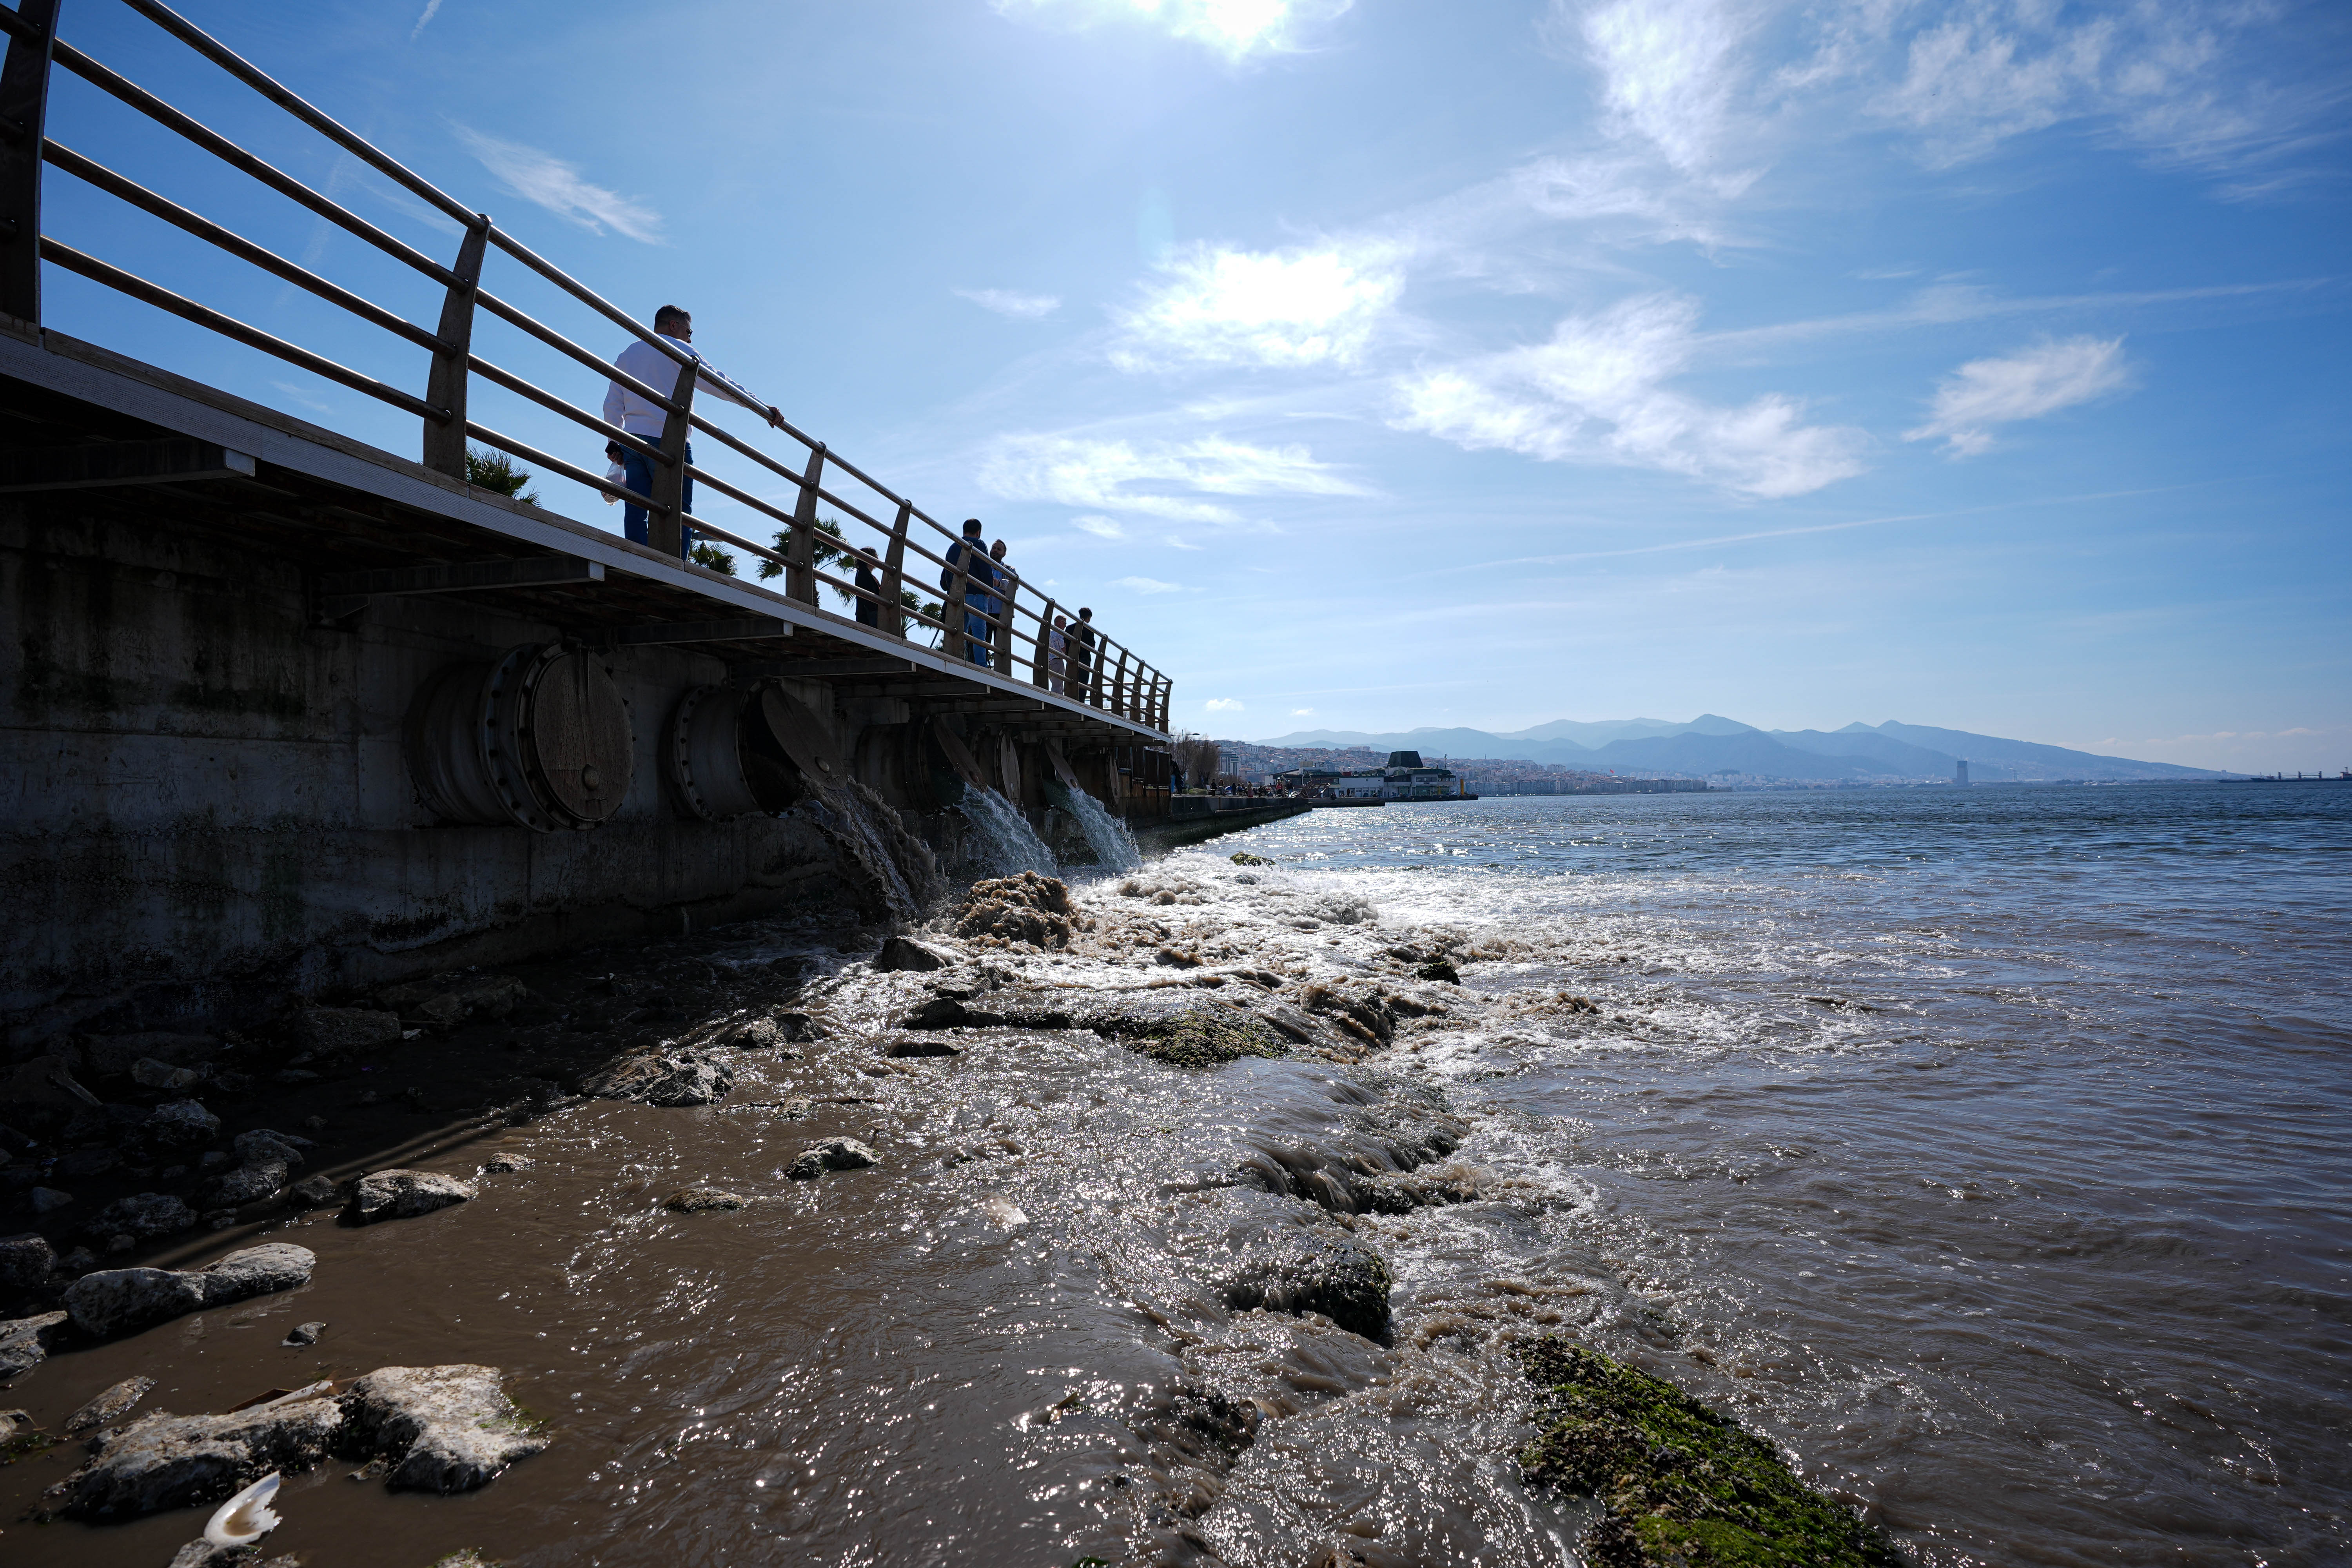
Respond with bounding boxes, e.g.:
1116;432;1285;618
602;304;784;557
941;518;998;666
1066;607;1096;702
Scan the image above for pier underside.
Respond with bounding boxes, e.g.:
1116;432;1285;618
0;325;1169;1045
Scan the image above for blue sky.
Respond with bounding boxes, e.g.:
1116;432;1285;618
36;0;2350;770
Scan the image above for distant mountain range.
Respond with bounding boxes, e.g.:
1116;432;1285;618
1245;716;2228;783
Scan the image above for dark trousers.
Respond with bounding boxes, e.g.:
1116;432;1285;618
622;440;694;557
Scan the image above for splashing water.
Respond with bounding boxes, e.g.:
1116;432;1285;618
955;781;1056;878
1053;782;1142;874
801;780;942;925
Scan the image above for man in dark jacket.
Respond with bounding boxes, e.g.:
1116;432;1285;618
1067;606;1096;702
941;518;997;665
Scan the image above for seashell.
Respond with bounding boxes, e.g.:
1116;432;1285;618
203;1470;281;1546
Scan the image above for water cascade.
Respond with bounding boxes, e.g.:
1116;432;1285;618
1051;782;1143;874
801;779;946;925
954;781;1058;878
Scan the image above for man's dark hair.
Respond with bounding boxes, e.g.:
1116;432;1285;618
1078;606;1093;618
654;304;690;332
962;518;984;535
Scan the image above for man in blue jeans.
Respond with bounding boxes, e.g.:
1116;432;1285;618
601;304;783;556
940;518;998;665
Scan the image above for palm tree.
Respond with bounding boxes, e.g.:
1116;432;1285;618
465;446;538;505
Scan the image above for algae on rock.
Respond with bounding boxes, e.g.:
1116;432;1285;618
1517;1338;1901;1568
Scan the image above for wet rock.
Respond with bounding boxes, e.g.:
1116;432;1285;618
1229;852;1273;866
146;1100;223;1152
31;1185;75;1213
57;1145;116;1177
348;1170;475;1225
2;1054;102;1112
886;1036;961;1058
724;1016;784;1051
297;1007;405;1053
1414;958;1462;984
1297;981;1396;1047
773;1011;822;1043
663;1187;746;1212
0;1310;68;1377
65;1374;156;1434
93;1191;196;1239
167;1543;300;1568
479;1154;534;1174
284;1320;327;1347
209;1161;290;1209
339;1364;548;1492
954;872;1075;948
131;1057;203;1092
0;1229;56;1290
427;1553;503;1568
788;1138;879;1180
900;988;1288;1068
81;1033;220;1078
873;935;950;972
46;1380;343;1520
64;1243;315;1339
0;1406;34;1442
1356;1164;1480;1214
234;1130;310;1169
377;973;532;1029
579;1049;734;1107
283;1175;339;1210
1216;1236;1393;1340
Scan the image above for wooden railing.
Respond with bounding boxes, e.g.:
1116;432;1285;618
0;0;1173;733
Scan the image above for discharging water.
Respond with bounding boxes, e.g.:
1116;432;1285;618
5;784;2343;1567
1056;782;1146;874
955;780;1058;878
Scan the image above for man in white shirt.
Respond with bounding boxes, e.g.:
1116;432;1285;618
602;304;783;555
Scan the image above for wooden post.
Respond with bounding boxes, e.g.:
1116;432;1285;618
881;499;909;638
1110;646;1130;718
993;568;1017;674
942;535;972;666
646;353;697;559
1154;674;1169;732
786;442;824;605
0;0;61;323
1032;597;1058;688
421;216;488;478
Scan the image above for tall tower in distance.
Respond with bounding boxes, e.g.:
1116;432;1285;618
1955;759;1970;786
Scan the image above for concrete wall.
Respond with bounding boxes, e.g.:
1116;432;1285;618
2;502;870;1049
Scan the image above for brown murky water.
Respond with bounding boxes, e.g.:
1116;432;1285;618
6;785;2347;1567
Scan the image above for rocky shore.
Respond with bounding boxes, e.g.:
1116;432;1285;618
1;857;1898;1566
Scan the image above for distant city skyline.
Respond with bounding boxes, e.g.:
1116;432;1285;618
35;0;2350;772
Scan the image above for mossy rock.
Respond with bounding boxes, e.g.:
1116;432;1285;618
1124;1006;1288;1067
1518;1339;1901;1568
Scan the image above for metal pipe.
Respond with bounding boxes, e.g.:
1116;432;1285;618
117;0;479;226
41;141;448;353
53;39;457;287
44;237;444;421
468;353;664;462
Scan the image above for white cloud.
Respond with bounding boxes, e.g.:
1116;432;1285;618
956;287;1062;319
1119;576;1185;594
1205;697;1247;711
1291;707;1316;715
1392;292;1866;497
1072;514;1127;538
410;0;443;40
1905;335;2132;456
996;0;1353;60
1575;0;1764;190
1113;242;1405;371
978;432;1373;524
453;126;664;243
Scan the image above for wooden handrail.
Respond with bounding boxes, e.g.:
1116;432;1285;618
16;1;1173;731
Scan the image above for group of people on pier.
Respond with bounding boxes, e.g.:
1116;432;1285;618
603;307;1103;700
